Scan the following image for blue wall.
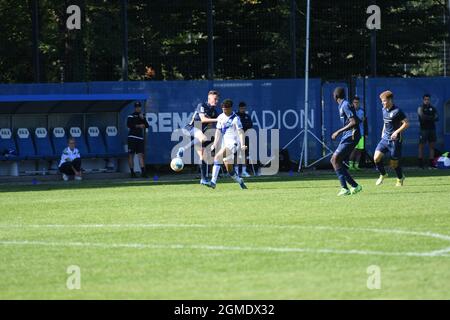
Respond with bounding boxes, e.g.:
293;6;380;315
1;77;449;164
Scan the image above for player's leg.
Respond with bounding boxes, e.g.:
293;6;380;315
330;152;348;193
176;127;206;157
418;130;426;169
331;139;360;195
353;137;364;170
71;158;82;180
374;140;388;185
128;139;137;178
349;148;357;170
195;146;209;185
428;130;437;168
224;145;247;189
137;153;147;178
429;141;436;168
390;140;405;186
136;140;148;178
208;147;226;188
241;137;250;177
59;162;73;181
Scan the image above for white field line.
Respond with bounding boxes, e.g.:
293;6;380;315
1;223;450;242
1;239;450;258
1;224;450;257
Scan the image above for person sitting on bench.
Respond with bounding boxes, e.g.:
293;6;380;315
59;137;82;181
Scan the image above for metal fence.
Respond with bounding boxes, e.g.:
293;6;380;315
0;0;449;83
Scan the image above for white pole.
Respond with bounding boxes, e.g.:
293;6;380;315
303;0;311;167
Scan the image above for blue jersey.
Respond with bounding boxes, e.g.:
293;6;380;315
355;108;365;136
338;100;359;139
382;105;407;140
188;102;219;132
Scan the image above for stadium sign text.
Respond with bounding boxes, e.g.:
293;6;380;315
146;109;314;133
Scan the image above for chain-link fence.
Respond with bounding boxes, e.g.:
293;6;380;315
0;0;448;83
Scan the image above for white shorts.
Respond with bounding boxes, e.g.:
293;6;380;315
223;140;239;162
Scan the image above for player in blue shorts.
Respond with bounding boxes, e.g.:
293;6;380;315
330;87;363;196
374;91;409;187
176;90;220;185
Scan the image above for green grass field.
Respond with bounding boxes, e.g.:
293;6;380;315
1;169;450;299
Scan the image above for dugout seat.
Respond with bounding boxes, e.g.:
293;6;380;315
51;127;68;157
34;127;55;159
16;128;39;160
86;126;108;157
69;127;95;158
0;128;22;161
104;126;128;157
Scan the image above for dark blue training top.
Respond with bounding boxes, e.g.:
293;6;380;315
382;105;407;141
187;102;219;132
339;99;360;139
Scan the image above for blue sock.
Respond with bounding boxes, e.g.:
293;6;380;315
200;161;207;180
375;162;386;175
394;166;403;179
335;168;348;189
342;167;358;188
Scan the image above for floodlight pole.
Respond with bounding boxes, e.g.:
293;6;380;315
302;0;311;167
298;0;334;172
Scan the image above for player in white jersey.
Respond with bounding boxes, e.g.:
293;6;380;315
208;99;247;189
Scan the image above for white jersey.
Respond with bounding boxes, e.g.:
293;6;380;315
59;147;81;167
216;112;243;146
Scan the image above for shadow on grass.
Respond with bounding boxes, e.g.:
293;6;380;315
0;169;448;194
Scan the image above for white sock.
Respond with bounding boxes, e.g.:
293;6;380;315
211;163;220;184
242;165;247;173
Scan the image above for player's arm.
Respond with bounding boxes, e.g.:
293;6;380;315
238;128;247;150
199;113;218;124
211;128;222;151
418;106;435;122
331;117;357;140
61;149;70;163
417;106;424;119
391;118;409;140
141;113;150;128
381;123;385;138
127;115;134;129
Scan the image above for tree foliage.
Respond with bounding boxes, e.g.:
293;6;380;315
0;0;447;83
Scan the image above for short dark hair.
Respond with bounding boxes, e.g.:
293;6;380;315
423;94;431;99
238;102;247;108
68;137;76;144
134;101;142;108
333;87;346;100
208;90;220;97
221;99;233;108
352;96;360;102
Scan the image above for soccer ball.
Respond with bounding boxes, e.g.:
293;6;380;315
170;157;184;172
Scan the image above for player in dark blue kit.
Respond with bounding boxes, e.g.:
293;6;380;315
176;90;220;185
374;91;409;187
330;87;363;196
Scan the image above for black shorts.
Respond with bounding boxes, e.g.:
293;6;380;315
128;138;145;154
419;129;437;144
